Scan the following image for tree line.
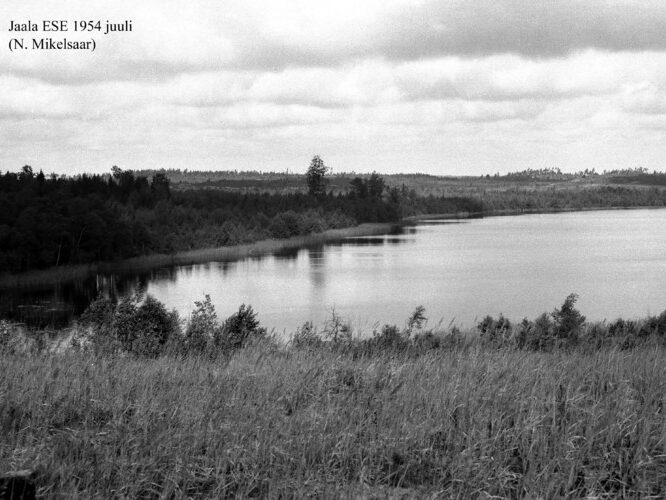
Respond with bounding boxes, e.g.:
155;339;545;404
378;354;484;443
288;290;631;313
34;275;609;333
2;157;665;275
0;160;410;273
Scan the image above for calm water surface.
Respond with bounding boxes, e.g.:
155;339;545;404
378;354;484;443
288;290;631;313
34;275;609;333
4;209;666;332
142;209;666;333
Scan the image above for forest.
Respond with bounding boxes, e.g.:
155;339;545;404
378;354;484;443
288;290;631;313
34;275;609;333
0;164;478;274
1;162;665;274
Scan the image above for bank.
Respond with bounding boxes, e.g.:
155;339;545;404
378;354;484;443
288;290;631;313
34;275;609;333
3;204;664;290
0;222;397;289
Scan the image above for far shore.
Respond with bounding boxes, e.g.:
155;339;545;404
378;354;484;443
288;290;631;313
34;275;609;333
403;204;666;221
0;222;397;289
2;204;664;290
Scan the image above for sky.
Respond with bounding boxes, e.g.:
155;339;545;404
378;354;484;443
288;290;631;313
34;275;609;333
1;0;666;176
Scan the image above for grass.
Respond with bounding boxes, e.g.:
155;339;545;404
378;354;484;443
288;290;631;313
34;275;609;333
2;342;665;497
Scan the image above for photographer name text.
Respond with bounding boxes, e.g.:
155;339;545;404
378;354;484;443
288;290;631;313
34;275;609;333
7;20;133;52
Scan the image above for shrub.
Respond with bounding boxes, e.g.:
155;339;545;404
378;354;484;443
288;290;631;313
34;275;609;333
269;211;301;238
185;294;218;352
369;324;409;351
323;309;352;344
552;293;585;342
584;321;612;349
413;330;441;350
515;318;531;349
608;318;637;337
298;211;326;234
433;326;465;350
130;295;181;357
113;294;141;352
640;310;666;337
406;305;427;337
80;295;115;330
291;322;322;349
80;291;180;356
522;313;556;351
478;314;512;346
217;304;265;351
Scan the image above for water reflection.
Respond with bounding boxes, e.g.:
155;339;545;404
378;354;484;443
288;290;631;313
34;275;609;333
4;209;666;331
331;236;413;247
273;246;301;261
307;246;327;293
419;219;470;225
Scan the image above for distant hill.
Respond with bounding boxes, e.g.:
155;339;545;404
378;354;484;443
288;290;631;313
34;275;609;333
135;167;666;197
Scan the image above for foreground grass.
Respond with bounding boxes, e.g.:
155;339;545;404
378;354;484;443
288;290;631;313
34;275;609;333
1;344;665;498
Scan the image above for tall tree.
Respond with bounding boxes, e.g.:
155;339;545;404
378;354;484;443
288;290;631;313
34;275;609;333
151;172;171;201
368;172;385;200
306;155;329;198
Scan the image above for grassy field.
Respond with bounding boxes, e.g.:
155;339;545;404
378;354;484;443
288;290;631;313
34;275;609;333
2;341;665;498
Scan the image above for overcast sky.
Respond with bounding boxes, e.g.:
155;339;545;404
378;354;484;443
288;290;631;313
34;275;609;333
1;0;665;175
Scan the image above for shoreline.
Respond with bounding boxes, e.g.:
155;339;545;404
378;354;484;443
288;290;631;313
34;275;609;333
0;222;396;289
403;204;666;222
2;204;664;289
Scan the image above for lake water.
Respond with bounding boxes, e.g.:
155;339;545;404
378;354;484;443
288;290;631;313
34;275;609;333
3;209;666;333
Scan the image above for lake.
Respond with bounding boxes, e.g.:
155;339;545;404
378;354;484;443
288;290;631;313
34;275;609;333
2;208;666;333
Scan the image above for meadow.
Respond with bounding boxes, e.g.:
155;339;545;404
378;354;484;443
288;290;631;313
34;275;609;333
1;295;666;498
1;342;665;498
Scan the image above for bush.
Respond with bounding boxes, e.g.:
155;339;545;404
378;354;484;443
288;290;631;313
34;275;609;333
185;294;218;352
269;211;301;238
323;309;352;344
291;322;322;349
478;314;512;346
298;211;326;234
413;330;442;350
608;318;637;337
522;313;556;351
640;310;666;337
440;326;465;349
217;304;265;351
80;295;115;330
515;318;531;349
130;295;181;357
584;321;613;349
517;294;586;351
552;293;585;342
406;305;427;337
80;292;180;357
368;324;409;351
113;294;140;352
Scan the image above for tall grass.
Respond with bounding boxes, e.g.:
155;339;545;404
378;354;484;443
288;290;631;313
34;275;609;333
1;343;665;497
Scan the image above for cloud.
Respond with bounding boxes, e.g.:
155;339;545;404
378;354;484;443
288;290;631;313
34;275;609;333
369;0;666;60
159;51;666;110
1;0;666;174
621;83;666;115
4;0;666;84
1;0;235;83
233;0;666;68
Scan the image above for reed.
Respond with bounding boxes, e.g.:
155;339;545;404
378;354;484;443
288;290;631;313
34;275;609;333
0;223;394;290
1;343;665;497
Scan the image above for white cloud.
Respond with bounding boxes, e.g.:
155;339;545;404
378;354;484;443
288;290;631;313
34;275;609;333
621;82;666;115
1;0;666;174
